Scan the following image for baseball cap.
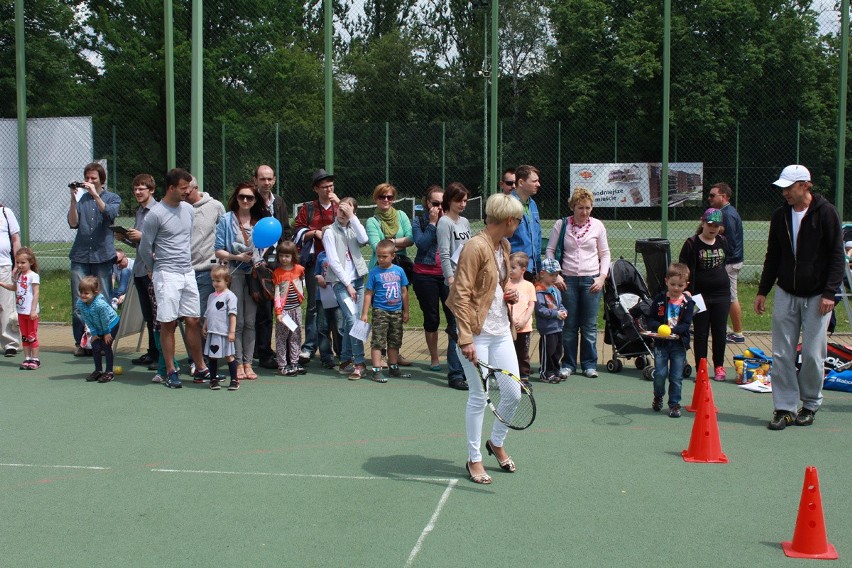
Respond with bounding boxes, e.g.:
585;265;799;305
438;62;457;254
702;208;722;225
541;258;561;274
311;169;334;186
772;164;811;188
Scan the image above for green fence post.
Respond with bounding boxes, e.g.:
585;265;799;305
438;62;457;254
441;122;446;189
221;123;226;199
796;119;800;163
735;122;740;210
14;0;28;244
275;122;280;193
385;122;390;182
164;0;176;170
613;120;618;162
112;125;117;192
557;121;562;217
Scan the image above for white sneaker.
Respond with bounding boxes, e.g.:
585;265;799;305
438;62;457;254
299;349;312;363
559;368;573;379
151;374;164;383
583;368;598;378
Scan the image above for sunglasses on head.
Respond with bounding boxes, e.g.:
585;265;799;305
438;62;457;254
378;195;394;201
237;194;255;201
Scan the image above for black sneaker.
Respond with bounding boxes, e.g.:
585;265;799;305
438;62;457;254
652;396;663;412
132;353;156;366
448;378;469;391
259;356;278;370
388;364;410;378
521;379;533;393
210;378;221;390
192;367;211;384
795;408;816;426
768;410;794;430
668;405;682;418
97;372;115;383
4;347;17;357
227;379;240;391
85;371;102;382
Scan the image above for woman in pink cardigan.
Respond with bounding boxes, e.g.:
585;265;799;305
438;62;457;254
545;187;611;379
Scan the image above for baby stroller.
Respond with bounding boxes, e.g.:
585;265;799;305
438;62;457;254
602;258;693;380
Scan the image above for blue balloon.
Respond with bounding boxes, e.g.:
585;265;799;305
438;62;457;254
253;217;282;249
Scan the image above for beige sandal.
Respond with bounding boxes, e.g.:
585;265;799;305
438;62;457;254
465;462;492;485
236;364;247;380
243;365;257;380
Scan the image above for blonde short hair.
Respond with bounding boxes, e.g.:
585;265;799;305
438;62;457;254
485;193;523;224
569;187;594;209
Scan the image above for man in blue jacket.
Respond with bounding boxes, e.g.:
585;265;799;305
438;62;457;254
755;165;844;430
708;182;745;343
508;164;542;280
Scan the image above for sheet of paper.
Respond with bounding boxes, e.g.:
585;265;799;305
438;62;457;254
342;296;357;316
319;285;338;308
451;242;465;265
349;319;371;342
282;313;298;331
692;293;706;313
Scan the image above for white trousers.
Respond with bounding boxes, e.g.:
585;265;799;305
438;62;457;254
458;332;520;463
0;265;20;351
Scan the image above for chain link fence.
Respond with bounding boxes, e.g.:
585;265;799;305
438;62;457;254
2;1;851;296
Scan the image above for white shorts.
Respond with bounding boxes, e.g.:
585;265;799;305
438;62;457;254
725;262;743;302
153;270;201;322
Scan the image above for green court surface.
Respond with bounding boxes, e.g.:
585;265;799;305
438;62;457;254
2;351;850;567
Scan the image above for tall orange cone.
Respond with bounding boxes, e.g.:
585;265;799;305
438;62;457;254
782;466;838;559
681;379;728;463
686;359;716;413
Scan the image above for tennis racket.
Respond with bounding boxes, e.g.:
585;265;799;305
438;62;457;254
476;361;536;430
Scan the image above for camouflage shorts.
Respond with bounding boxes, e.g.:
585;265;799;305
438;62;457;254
371;308;403;350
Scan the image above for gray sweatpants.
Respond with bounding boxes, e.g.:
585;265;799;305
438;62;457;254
770;288;830;413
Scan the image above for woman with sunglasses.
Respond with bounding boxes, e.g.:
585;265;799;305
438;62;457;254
215;183;270;380
365;183;413;274
412;185;467;389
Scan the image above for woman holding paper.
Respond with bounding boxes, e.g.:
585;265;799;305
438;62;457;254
323;197;370;380
678;208;731;382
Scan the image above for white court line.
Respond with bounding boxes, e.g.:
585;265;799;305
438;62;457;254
405;479;458;568
0;463;111;470
152;468;456;483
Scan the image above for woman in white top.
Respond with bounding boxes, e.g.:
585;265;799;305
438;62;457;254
436;182;473;287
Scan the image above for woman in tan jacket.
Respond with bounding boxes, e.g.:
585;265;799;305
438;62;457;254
447;193;524;484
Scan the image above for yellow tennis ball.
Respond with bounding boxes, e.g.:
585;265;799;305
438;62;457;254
743;349;753;358
114;365;123;375
657;324;671;337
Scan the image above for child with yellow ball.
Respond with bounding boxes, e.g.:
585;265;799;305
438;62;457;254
643;263;696;418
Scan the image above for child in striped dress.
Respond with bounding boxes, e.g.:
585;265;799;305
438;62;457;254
273;241;306;376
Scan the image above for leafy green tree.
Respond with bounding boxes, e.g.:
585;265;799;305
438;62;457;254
0;0;95;117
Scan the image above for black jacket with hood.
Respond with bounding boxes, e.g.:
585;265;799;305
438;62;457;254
757;192;844;300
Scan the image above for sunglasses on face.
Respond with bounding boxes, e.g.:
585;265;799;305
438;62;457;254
377;195;394;201
430;201;441;207
237;194;255;201
503;180;516;186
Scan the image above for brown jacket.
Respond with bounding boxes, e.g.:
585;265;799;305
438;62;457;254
446;230;515;346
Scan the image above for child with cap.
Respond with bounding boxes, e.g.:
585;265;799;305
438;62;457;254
535;258;568;383
678;207;731;382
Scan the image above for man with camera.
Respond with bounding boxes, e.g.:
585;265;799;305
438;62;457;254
68;162;122;356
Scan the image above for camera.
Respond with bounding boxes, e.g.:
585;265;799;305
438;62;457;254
68;182;86;189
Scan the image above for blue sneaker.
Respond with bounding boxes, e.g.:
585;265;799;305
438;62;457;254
165;371;182;389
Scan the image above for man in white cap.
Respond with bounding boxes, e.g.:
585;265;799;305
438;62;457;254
755;165;844;430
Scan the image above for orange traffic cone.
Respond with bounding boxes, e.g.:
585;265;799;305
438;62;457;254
782;466;838;559
682;379;728;463
686;359;716;413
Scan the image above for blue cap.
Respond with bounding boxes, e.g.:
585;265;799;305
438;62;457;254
541;258;561;274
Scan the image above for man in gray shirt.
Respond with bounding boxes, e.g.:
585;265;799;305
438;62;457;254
138;168;210;388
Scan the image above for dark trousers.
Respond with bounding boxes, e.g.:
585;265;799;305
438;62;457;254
92;323;120;373
693;299;731;369
539;332;563;380
133;275;158;358
513;331;531;378
254;297;275;361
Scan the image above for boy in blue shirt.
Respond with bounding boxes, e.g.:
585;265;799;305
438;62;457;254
361;240;410;383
